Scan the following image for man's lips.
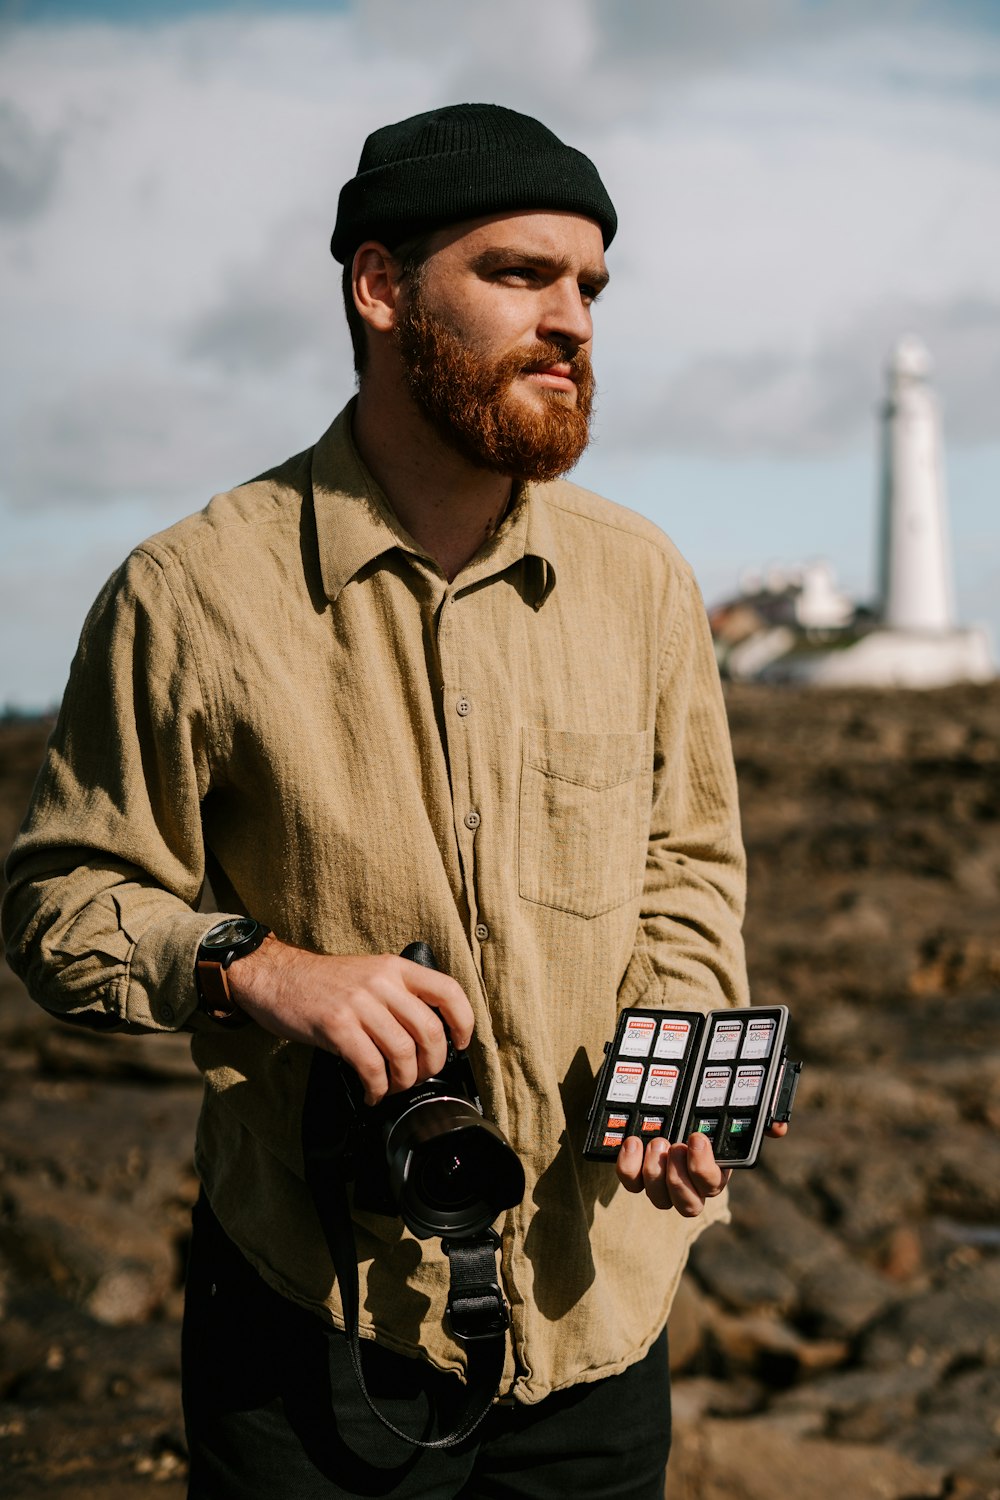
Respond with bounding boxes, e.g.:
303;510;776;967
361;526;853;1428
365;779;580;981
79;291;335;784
522;363;577;393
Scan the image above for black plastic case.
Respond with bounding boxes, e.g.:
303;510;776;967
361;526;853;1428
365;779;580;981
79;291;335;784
583;1005;800;1169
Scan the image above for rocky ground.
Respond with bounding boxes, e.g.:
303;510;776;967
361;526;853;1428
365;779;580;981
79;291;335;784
1;684;999;1499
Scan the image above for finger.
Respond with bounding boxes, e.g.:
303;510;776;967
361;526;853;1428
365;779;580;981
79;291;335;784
766;1121;789;1138
641;1137;676;1211
662;1140;731;1217
361;1002;443;1098
661;1143;707;1217
384;992;449;1079
329;1028;392;1106
399;961;475;1049
615;1136;646;1193
319;996;419;1104
685;1131;731;1198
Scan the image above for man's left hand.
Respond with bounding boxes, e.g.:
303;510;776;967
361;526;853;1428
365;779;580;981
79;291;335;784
616;1122;788;1215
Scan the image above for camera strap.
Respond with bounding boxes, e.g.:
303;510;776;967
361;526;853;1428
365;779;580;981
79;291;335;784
302;1050;510;1449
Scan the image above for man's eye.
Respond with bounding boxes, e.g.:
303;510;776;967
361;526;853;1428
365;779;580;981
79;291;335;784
497;267;538;284
580;284;603;305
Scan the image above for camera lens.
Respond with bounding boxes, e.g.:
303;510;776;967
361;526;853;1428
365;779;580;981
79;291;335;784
386;1100;525;1239
416;1148;477;1212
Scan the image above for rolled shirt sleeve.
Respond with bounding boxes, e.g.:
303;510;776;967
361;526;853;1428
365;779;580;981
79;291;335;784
3;549;232;1032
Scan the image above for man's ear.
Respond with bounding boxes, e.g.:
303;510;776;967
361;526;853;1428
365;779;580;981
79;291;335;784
352;241;403;336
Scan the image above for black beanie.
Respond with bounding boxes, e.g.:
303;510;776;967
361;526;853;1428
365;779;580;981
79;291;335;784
331;102;617;264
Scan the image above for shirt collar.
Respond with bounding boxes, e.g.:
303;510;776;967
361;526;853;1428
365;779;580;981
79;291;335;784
311;402;419;604
311;401;559;608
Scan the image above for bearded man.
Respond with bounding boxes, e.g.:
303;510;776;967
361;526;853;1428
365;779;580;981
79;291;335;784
4;105;757;1499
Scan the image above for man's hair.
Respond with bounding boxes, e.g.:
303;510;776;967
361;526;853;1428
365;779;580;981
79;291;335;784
343;234;431;378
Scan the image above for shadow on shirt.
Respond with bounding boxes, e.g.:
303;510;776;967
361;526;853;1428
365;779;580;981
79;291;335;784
523;1046;619;1321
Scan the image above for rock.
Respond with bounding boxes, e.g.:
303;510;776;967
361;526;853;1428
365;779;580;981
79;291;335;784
885;1366;1000;1471
921;1131;1000;1223
798;1066;960;1131
36;1027;200;1084
859;1259;1000;1372
669;1375;765;1424
688;1224;799;1316
917;1222;1000;1278
706;1308;848;1383
823;892;893;943
909;934;1000;998
795;1256;900;1341
0;1289;182;1419
0;1175;178;1323
666;1414;946;1500
668;1272;710;1373
86;1267;163;1328
946;1453;1000;1499
713;1172;898;1338
0;1075;201;1207
0;1399;187;1500
878;1225;925;1282
774;1362;938;1426
789;999;868;1065
928;1055;1000;1130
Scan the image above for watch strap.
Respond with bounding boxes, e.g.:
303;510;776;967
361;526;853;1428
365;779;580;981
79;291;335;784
195;921;271;1026
195;958;248;1025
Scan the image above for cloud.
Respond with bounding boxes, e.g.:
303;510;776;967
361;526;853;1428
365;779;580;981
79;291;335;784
603;296;1000;457
354;0;1000;128
593;0;1000;69
1;0;999;703
0;101;64;220
595;0;805;61
179;209;348;374
2;1;1000;512
3;364;342;508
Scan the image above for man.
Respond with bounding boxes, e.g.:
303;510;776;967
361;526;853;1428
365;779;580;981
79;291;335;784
3;104;762;1497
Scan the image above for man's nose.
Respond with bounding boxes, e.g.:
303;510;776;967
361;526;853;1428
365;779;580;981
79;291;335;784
536;279;593;350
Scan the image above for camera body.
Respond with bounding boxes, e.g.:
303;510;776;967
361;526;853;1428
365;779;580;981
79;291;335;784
319;944;525;1242
339;1040;481;1218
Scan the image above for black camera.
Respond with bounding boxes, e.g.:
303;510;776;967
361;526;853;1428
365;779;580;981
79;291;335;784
321;943;525;1241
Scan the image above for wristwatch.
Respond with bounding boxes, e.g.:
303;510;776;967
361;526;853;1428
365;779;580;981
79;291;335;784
195;916;271;1025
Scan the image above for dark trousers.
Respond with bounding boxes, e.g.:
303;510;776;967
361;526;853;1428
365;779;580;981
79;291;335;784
182;1195;671;1499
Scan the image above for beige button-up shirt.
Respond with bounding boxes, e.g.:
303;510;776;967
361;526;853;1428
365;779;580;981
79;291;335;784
3;402;748;1402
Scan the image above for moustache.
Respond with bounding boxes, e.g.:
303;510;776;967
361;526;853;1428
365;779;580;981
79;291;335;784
515;343;592;383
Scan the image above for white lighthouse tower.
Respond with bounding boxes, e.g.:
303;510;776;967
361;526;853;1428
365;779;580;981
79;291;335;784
878;337;953;632
731;335;994;686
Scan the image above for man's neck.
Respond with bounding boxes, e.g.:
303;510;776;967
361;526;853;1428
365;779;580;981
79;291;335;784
352;383;514;583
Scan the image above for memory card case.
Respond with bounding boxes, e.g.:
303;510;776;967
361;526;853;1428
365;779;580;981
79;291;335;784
583;1005;801;1169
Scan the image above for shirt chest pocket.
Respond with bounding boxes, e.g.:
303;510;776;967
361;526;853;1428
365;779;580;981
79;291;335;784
518;727;653;919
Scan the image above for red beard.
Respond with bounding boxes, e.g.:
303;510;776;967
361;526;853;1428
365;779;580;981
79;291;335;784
395;287;595;482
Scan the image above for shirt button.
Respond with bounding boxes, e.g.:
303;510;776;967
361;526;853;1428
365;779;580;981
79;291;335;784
456;696;471;717
159;1002;175;1024
464;810;481;830
475;923;489;942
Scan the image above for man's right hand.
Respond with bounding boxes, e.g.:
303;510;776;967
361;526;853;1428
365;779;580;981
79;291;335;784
226;938;475;1106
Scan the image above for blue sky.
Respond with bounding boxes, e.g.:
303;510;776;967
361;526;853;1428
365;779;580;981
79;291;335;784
2;0;999;705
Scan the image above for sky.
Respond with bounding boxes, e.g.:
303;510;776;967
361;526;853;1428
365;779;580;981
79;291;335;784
2;0;999;707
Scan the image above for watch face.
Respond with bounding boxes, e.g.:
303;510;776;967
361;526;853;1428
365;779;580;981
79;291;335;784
202;916;259;952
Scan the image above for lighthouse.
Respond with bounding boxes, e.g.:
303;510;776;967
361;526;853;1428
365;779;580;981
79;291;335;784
878;337;954;632
714;336;995;686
